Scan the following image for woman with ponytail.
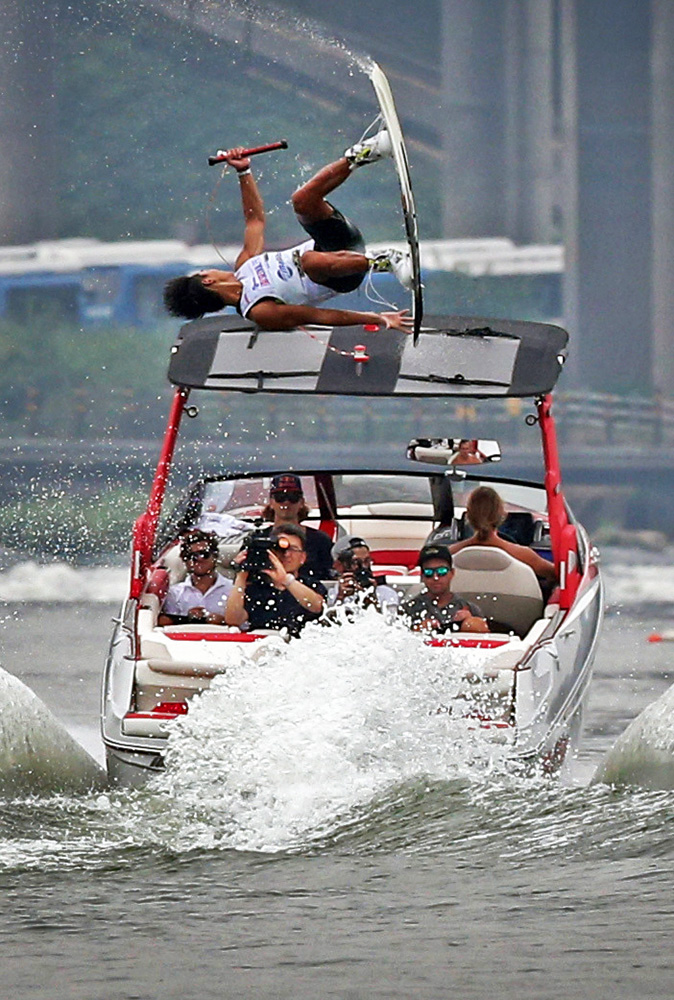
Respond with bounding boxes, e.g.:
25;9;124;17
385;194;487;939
451;486;557;583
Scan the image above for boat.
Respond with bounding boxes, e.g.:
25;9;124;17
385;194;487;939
101;313;604;786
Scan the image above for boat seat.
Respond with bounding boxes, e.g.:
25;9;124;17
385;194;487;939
138;593;161;633
451;546;544;638
369;550;419;570
338;503;433;555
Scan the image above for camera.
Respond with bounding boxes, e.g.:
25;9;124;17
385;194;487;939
241;533;275;575
341;549;375;588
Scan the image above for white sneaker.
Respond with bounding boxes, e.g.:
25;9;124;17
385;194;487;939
344;129;392;168
369;249;414;291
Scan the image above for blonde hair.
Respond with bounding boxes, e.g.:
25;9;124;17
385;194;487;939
466;486;505;542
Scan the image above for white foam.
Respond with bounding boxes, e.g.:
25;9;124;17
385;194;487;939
156;612;510;852
594;681;674;790
0;667;105;794
602;559;674;606
0;561;127;602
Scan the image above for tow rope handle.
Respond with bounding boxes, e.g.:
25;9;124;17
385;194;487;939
208;140;288;166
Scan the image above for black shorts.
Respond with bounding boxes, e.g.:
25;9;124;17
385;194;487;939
301;203;366;294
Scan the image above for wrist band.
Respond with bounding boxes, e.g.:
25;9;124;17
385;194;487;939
284;573;295;587
237;168;251;176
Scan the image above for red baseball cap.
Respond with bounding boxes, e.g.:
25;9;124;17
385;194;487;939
270;474;303;494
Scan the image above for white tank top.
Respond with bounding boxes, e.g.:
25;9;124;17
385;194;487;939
236;240;334;318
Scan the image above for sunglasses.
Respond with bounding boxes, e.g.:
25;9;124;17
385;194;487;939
422;566;451;578
184;549;213;562
272;491;303;503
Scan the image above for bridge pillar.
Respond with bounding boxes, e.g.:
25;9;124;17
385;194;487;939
0;0;59;244
440;0;558;243
652;0;674;398
563;0;653;393
502;0;558;243
440;1;506;237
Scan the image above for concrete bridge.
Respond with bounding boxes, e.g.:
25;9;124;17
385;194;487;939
2;437;670;538
2;0;674;397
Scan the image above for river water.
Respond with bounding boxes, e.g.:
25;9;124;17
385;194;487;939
0;550;673;1000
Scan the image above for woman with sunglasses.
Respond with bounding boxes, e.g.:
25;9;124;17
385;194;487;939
400;544;487;634
158;530;233;626
259;474;334;580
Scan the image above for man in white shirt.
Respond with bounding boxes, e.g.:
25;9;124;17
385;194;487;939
158;530;233;626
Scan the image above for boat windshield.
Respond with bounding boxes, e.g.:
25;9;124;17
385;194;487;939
199;474;548;520
156;471;550;557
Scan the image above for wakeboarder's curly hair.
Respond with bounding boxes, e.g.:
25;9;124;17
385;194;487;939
163;275;225;320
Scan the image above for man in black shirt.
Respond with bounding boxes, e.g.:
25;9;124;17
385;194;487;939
225;524;326;637
259;474;334;579
401;544;486;634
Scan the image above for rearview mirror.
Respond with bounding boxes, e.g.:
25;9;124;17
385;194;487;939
407;437;501;466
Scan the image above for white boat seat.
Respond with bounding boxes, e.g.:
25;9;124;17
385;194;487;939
451;546;544;638
338;502;433;554
138;593;161;633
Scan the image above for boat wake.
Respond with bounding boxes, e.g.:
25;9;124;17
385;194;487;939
153;613;512;852
0;560;127;602
0;666;105;796
2;761;672;873
594;681;674;791
2;549;674;606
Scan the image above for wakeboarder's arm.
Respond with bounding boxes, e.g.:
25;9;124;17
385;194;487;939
248;300;414;333
221;147;266;269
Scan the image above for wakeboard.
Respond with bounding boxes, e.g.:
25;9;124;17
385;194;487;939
368;62;424;343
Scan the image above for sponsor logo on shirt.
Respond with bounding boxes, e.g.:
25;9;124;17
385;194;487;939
277;258;294;282
252;260;270;287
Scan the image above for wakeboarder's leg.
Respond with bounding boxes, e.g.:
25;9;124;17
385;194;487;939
292;129;412;291
301;248;369;284
301;246;414;291
291;159;352;225
292;158;370;286
291;128;392;224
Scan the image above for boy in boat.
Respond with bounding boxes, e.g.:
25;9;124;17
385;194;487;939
163;130;414;333
400;544;488;634
158;530;233;626
258;474;334;580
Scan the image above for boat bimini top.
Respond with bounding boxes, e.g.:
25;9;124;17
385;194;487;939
167;314;568;399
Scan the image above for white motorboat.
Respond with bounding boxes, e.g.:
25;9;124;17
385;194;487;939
101;314;604;785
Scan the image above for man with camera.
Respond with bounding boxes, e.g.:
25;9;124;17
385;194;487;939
329;537;400;615
158;530;233;626
225;524;326;636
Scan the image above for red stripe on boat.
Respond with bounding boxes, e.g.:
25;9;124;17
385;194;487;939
165;632;268;642
125;702;188;720
424;638;510;649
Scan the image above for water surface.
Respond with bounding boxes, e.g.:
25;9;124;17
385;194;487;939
0;553;673;999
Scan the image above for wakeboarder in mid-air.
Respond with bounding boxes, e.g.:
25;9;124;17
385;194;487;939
164;129;414;332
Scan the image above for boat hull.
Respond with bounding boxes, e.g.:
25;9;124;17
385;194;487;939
101;574;604;787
